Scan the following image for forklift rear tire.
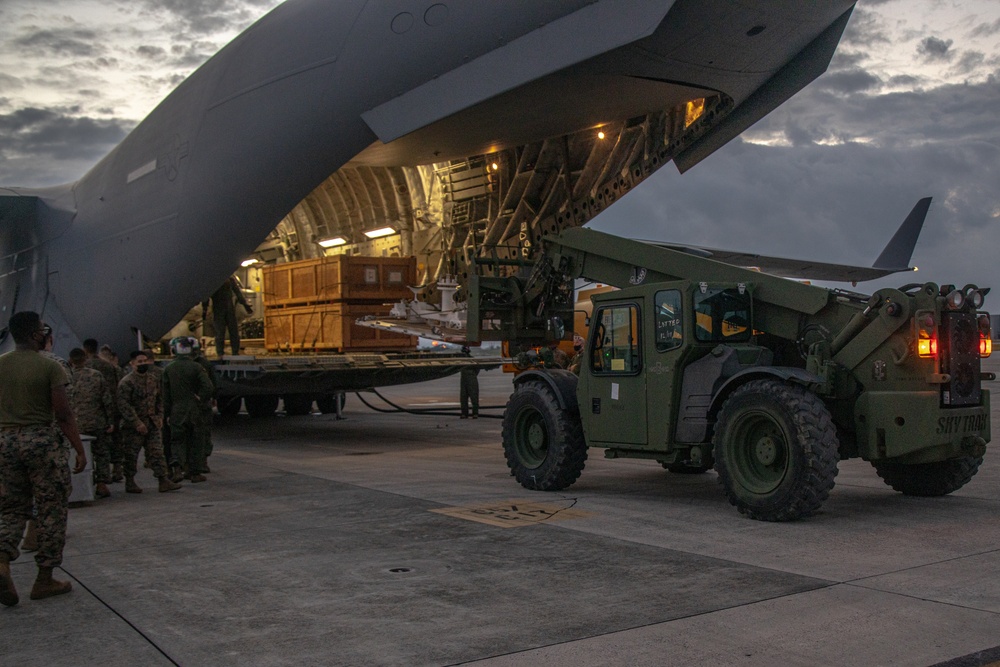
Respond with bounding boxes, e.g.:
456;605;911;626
502;381;587;491
871;456;983;496
713;379;839;521
244;395;279;418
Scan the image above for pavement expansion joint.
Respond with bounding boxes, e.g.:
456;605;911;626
60;566;181;667
843;546;1000;586
843;580;1000;617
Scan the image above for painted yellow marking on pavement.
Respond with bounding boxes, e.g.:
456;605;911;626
430;499;592;528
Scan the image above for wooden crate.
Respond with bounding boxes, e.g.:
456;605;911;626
263;256;416;306
264;302;416;352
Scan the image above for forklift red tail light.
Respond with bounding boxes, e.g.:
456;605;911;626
918;337;938;358
980;334;992;358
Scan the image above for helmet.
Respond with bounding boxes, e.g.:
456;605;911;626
169;336;197;356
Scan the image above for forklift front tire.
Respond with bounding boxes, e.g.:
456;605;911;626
502;381;586;491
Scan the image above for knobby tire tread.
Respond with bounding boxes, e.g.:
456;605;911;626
502;382;587;491
872;456;983;496
714;379;839;521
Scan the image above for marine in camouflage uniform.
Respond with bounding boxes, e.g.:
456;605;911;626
142;352;176;474
84;339;123;478
0;312;87;606
163;339;214;482
538;342;569;369
117;352;180;493
67;349;115;494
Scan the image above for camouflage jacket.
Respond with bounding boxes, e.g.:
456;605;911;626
87;356;121;417
68;366;113;434
118;370;163;429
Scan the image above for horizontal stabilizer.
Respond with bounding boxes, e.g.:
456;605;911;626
640;197;933;283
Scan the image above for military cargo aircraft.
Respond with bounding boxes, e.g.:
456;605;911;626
0;0;859;357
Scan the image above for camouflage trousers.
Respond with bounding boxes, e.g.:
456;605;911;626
122;422;169;479
0;425;71;568
110;422;125;467
170;419;207;474
82;430;112;484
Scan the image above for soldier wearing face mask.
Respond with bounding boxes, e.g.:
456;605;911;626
117;351;181;494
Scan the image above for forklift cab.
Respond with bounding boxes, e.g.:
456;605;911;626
579;281;753;450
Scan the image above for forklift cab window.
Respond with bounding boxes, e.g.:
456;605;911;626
590;304;640;374
654;290;683;352
694;287;751;343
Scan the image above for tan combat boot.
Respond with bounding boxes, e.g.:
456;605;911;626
21;520;39;552
186;473;207;483
158;477;182;493
125;476;143;493
29;566;72;600
111;464;124;483
170;466;184;484
0;560;18;607
95;482;111;498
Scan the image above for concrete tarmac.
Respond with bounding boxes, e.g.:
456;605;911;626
3;362;1000;666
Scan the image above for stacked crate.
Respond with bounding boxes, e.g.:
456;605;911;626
262;256;417;352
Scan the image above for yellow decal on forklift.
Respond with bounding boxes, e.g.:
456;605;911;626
611;358;625;371
430;500;592;528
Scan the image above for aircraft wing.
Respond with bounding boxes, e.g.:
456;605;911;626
641;198;932;283
644;245;901;283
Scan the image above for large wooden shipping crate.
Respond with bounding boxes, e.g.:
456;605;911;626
263;256;416;306
263;303;416;352
262;255;418;352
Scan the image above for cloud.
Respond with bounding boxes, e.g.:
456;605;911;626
137;0;281;36
969;18;1000;39
168;40;222;67
887;74;923;89
917;36;955;62
12;26;104;57
0;73;25;93
840;7;892;49
747;75;1000;150
0;107;132;185
136;44;167;60
952;51;986;76
814;69;883;95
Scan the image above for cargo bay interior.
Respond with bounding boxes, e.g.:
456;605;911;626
182;99;724;353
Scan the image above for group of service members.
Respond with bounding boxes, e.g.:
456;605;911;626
64;336;217;498
0;311;217;607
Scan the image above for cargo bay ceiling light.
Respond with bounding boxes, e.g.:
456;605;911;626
318;236;348;247
363;226;397;239
241;258;259;267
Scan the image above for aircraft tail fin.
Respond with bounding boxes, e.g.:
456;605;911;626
872;197;931;270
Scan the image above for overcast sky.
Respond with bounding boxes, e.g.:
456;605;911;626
1;0;998;294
